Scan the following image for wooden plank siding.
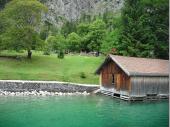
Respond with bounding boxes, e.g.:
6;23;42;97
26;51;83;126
130;76;169;97
100;61;131;92
97;55;169;100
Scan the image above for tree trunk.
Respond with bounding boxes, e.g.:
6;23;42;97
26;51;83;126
27;50;32;59
95;51;99;57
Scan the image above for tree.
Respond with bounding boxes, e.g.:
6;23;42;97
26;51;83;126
143;0;169;59
0;0;11;10
0;12;10;51
44;35;56;55
61;21;77;37
0;0;47;59
86;19;106;53
55;34;66;58
77;23;90;52
77;23;90;36
40;21;53;40
55;34;66;52
101;14;122;55
76;19;106;53
117;0;169;59
101;28;120;55
67;32;81;52
44;34;66;55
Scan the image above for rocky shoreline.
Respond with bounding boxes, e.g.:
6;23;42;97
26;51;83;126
0;90;90;96
0;80;99;96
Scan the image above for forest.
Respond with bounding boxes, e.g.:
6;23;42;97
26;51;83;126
0;0;169;59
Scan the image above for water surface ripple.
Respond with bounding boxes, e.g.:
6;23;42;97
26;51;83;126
0;95;168;127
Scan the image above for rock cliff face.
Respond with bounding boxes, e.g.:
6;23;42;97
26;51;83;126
1;0;124;26
41;0;124;26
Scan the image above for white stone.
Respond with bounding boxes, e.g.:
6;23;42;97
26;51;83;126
0;90;91;96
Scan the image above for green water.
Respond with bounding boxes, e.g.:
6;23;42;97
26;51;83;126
0;95;168;127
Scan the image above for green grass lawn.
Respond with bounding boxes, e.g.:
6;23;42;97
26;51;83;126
0;51;104;84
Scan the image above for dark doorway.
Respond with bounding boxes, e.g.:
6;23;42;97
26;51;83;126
112;74;115;86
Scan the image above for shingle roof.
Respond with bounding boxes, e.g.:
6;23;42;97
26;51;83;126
96;55;169;76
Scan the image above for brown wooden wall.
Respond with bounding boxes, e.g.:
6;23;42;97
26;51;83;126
100;61;169;96
100;61;130;92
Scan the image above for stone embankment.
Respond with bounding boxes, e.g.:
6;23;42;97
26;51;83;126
0;90;90;96
0;80;99;96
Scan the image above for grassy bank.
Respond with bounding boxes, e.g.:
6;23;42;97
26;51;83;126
0;51;103;84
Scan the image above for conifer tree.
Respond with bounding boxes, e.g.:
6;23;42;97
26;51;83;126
117;0;169;59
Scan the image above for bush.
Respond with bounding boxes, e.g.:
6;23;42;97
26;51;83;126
17;50;24;53
58;50;64;59
80;72;86;79
43;49;51;55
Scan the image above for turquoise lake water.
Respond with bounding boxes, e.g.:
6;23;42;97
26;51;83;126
0;95;168;127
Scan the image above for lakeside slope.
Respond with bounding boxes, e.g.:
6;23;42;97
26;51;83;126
0;51;103;84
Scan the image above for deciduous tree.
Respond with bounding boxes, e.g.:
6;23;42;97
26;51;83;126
0;0;47;59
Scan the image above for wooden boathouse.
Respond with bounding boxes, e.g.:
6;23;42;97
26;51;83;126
95;55;169;100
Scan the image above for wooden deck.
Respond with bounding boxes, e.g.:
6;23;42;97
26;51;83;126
100;86;169;101
100;86;130;100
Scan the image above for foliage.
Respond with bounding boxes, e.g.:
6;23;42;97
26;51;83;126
101;28;120;55
77;23;91;52
80;72;86;79
59;0;168;59
77;23;90;36
55;34;66;51
117;0;169;59
77;19;106;52
66;32;81;52
0;0;168;60
44;36;56;55
58;50;64;59
44;34;66;55
0;0;47;58
0;0;11;10
39;21;53;40
87;19;106;52
61;21;77;37
0;13;9;51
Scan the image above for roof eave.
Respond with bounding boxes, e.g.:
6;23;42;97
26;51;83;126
95;54;169;77
95;55;111;75
108;54;131;76
95;54;131;76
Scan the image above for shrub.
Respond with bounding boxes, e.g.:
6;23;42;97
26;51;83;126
58;50;64;59
80;72;86;79
43;49;51;55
